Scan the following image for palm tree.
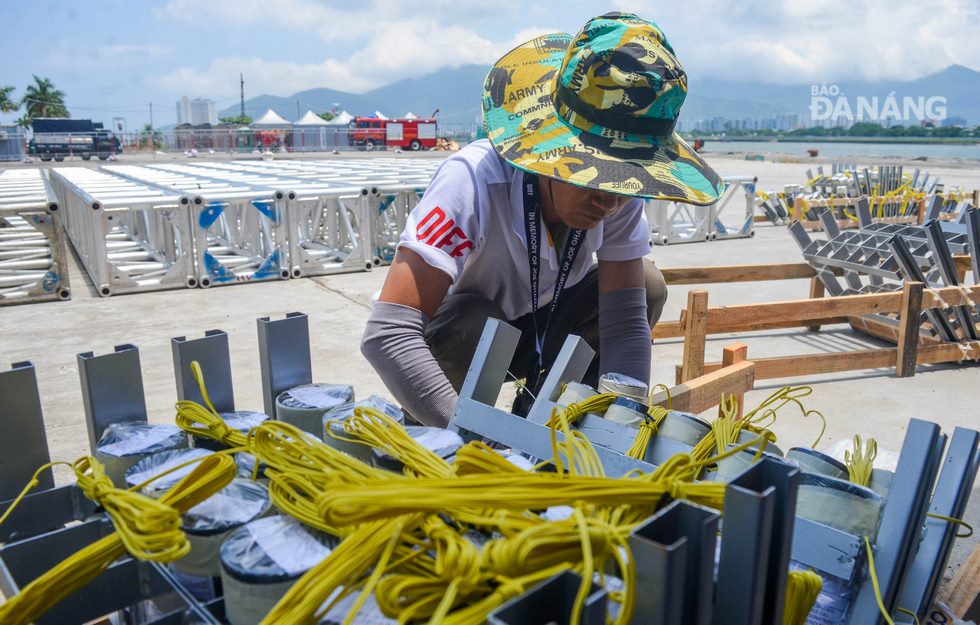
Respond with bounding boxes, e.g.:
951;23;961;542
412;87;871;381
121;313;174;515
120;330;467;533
19;75;69;126
0;86;16;113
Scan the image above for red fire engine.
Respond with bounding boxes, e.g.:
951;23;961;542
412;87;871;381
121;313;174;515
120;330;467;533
349;117;437;151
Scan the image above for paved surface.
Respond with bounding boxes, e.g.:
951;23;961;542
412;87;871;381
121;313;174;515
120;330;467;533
2;153;978;584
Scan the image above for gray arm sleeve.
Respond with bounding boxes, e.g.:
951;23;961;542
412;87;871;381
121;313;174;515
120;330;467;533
598;287;652;385
360;301;459;428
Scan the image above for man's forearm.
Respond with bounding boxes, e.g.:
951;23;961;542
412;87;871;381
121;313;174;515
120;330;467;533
598;287;652;385
360;301;459;428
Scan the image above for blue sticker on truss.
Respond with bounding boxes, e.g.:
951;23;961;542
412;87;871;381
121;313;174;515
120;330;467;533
42;271;59;292
200;203;226;229
378;195;396;215
254;250;281;279
204;252;234;282
252;200;277;223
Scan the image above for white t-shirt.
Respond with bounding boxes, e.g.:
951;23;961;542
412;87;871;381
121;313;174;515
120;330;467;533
398;140;651;320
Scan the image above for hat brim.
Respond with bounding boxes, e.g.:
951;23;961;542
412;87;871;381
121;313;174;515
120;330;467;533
483;33;725;205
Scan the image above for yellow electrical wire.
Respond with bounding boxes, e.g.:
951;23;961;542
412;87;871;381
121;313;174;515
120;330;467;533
783;569;823;625
845;435;877;487
0;453;235;625
175;360;248;448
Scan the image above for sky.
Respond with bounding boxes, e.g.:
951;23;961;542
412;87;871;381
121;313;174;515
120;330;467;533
2;0;979;128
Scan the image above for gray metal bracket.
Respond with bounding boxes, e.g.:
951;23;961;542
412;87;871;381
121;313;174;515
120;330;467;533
77;344;148;452
0;361;53;500
256;312;312;417
0;484;101;544
894;426;980;620
849;419;945;625
171;329;235;412
629;500;720;625
488;570;607;625
715;456;800;625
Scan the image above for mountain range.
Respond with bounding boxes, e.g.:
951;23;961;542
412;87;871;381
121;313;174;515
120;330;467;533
220;64;980;127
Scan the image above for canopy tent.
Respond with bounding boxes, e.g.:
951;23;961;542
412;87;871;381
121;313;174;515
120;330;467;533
293;109;348;152
294;110;331;126
403;112;418;119
251;109;291;127
326;110;354;125
373;110;389;120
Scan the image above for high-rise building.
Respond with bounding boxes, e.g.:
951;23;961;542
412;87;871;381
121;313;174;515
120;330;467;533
176;96;218;125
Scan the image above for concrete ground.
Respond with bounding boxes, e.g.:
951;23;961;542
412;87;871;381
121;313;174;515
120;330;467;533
2;152;978;588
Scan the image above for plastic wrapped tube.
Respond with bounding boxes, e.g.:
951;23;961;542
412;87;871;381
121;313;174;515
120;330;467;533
276;383;354;437
657;411;711;446
787;447;848;480
219;516;335;625
174;478;271;577
194;410;270;451
124;448;214;498
94;421;188;487
322;395;404;462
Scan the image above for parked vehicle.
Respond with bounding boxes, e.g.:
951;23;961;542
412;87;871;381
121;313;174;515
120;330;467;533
349;117;437;151
29;118;121;161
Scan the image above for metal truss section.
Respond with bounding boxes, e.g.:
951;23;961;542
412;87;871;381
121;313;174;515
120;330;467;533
710;176;757;240
48;168;196;296
0;169;71;304
647;198;711;245
286;184;376;277
105;164;291;286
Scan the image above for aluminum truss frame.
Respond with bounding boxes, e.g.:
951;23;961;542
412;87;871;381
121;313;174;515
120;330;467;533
0;169;71;304
710;176;757;240
49;168;197;296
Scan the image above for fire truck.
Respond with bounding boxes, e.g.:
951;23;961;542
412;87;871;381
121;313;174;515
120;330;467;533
349;117;437;151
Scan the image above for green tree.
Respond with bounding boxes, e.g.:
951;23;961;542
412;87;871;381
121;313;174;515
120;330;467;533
19;75;69;127
139;123;162;150
219;115;252;124
0;86;16;113
317;111;334;122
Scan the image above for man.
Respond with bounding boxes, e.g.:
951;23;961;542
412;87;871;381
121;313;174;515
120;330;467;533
362;12;724;427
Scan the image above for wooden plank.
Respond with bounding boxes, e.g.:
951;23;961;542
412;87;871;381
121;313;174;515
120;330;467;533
954;255;971;278
896;281;924;377
679;290;709;383
700;340;980;380
916;197;927;225
719;343;748;420
941;543;980;621
654;361;755;415
805;277;826;331
705;291;906;328
922;284;980;309
661;262;819;285
849;314;901;344
654;315;849;339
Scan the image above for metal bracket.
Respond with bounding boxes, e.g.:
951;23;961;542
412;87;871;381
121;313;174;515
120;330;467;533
0;361;53;500
171;329;235;412
77;344;148;452
256;312;312;417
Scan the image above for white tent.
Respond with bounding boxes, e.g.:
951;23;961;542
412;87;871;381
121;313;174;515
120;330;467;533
373;110;389;120
251;108;291;127
294;110;330;126
403;112;418;119
326;110;354;125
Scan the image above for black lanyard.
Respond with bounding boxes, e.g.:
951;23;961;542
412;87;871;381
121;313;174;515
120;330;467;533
522;172;586;392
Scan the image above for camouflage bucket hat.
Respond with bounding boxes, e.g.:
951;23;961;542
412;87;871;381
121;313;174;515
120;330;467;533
483;12;724;205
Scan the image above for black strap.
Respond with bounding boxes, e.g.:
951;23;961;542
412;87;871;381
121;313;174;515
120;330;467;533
522;172;586;393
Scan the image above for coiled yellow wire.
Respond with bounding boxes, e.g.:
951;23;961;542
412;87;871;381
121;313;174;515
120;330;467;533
783;569;823;625
845;435;877;487
0;453;235;625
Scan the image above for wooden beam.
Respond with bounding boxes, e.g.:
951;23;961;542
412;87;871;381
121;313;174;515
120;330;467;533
805;277;826;331
922;284;980;309
954;255;972;279
653;316;849;339
699;340;980;380
719;343;748;419
848;315;901;344
705;291;906;327
661;262;820;285
941;543;980;621
653;361;755;414
679;289;709;383
896;281;924;377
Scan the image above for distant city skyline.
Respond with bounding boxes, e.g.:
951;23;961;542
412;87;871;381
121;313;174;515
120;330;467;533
1;1;978;129
176;96;218;125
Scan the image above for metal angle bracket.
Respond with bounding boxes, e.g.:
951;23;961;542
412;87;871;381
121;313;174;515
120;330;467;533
171;329;235;413
256;312;312;417
629;500;720;625
488;570;607;625
0;361;53;500
714;456;800;625
77;344;148;453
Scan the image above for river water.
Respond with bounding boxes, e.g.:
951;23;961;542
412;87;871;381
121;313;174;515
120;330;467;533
701;140;980;162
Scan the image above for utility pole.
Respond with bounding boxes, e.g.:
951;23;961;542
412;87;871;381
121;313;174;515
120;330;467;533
149;102;155;159
240;73;245;118
296;100;300;120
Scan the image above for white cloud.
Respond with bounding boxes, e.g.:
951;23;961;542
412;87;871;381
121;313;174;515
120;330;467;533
618;0;980;82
